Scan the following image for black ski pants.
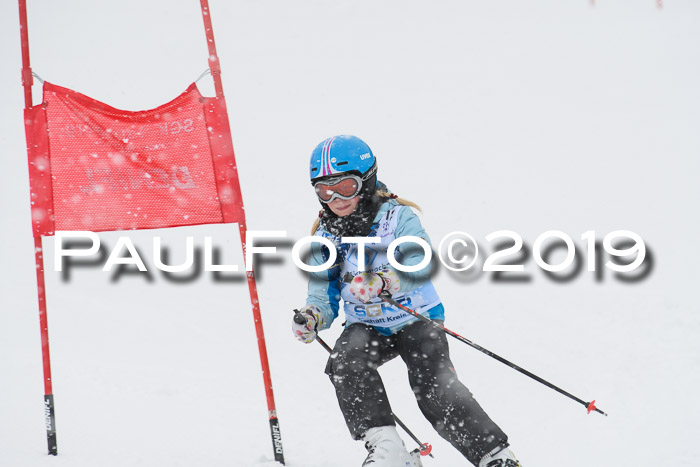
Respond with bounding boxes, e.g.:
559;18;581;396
325;320;508;466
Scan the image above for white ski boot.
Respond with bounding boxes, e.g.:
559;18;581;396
478;445;521;467
361;426;423;467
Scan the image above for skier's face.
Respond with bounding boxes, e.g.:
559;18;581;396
328;195;360;217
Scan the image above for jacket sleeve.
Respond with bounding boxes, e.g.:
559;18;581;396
392;206;433;292
304;236;341;331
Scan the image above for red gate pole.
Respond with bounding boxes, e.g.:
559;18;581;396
18;0;33;106
199;1;285;463
18;0;58;456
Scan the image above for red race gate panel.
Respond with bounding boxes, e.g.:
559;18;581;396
24;82;245;236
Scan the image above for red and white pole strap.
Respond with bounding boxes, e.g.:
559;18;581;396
18;0;58;456
199;1;285;463
373;290;608;417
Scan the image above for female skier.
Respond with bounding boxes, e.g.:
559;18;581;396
292;135;522;467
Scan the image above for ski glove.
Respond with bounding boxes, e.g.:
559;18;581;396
292;305;325;344
348;267;401;303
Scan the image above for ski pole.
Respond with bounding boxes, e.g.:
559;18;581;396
293;310;434;458
369;292;608;417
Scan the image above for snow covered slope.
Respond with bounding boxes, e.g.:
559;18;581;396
1;1;698;466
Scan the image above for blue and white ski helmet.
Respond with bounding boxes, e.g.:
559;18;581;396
309;135;377;183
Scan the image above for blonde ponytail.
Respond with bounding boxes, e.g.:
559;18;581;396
310;215;322;235
375;189;421;212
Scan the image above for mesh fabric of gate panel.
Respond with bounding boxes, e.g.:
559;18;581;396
24;82;244;236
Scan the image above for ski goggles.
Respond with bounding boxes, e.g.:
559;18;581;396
313;174;364;203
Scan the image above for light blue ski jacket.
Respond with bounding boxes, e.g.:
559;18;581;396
305;184;444;336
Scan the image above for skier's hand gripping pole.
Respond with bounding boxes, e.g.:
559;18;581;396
292;309;434;458
291;305;325;344
342;273;608;417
